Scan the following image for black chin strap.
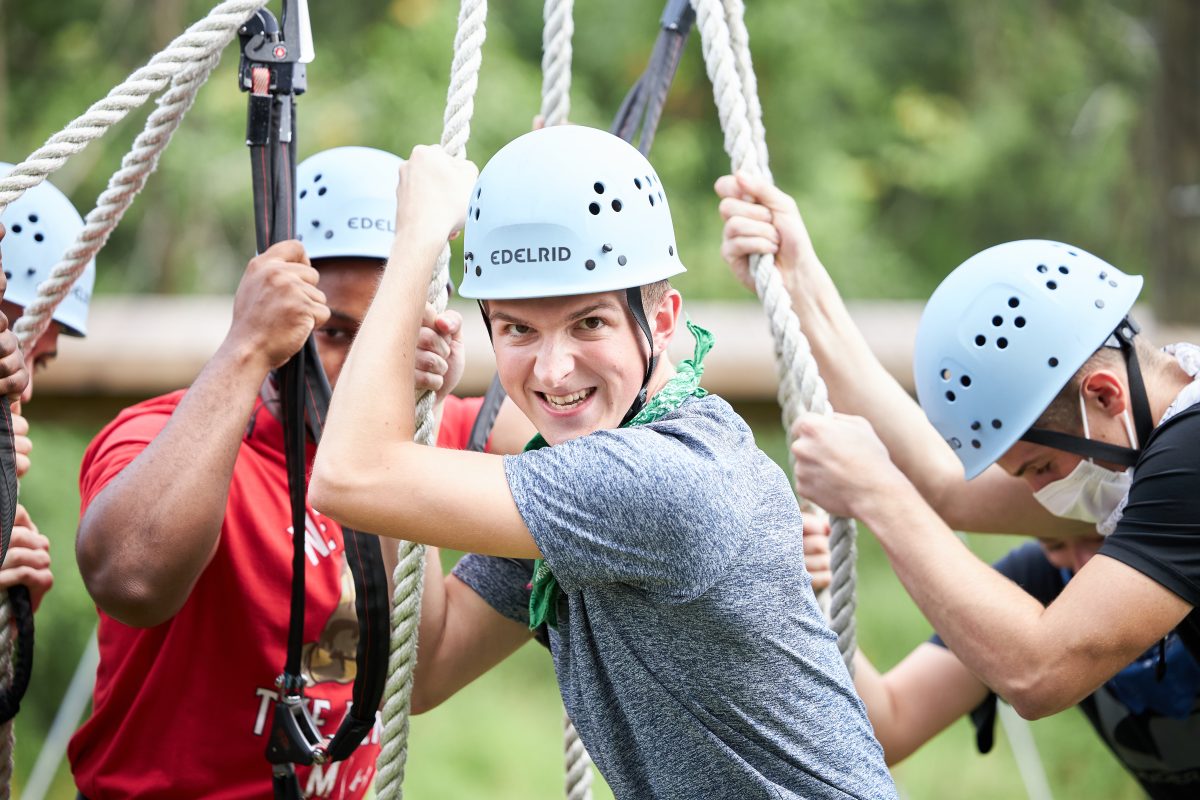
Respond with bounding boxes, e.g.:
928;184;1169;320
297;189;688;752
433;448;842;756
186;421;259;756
1020;316;1153;466
621;286;658;425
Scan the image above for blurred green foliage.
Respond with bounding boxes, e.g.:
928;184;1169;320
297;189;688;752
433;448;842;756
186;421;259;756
2;0;1158;303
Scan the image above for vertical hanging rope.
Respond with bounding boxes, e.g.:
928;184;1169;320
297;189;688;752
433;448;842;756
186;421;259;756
540;0;574;127
691;0;858;673
375;1;488;796
538;4;596;799
563;713;593;800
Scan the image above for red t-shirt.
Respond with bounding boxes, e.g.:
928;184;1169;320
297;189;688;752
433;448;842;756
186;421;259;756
69;391;486;799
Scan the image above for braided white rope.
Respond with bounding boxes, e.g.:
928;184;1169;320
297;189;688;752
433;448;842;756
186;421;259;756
563;713;594;800
14;51;222;352
538;5;595;799
375;1;488;796
691;0;858;673
0;7;258;790
540;0;574;127
0;596;12;800
0;0;267;214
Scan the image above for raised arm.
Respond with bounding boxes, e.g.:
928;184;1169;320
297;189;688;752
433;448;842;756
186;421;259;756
76;242;327;627
309;146;537;558
715;173;1091;538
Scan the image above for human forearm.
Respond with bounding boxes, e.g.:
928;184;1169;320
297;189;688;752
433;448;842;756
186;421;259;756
77;342;269;626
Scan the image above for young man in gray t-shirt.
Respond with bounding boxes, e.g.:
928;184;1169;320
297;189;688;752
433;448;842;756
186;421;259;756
311;126;897;799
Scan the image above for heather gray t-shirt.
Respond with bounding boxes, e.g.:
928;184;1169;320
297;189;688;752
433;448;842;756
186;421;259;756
454;395;895;799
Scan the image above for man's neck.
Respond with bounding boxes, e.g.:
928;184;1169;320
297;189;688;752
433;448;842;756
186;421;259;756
1147;358;1194;424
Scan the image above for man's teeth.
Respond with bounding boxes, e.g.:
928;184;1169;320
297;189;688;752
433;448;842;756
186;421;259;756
546;389;592;407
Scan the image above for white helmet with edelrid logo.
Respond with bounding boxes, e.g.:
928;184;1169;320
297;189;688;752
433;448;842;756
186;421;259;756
0;163;95;336
457;125;685;300
296;146;404;262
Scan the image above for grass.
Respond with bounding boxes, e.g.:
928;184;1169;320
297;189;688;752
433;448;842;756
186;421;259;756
12;407;1141;799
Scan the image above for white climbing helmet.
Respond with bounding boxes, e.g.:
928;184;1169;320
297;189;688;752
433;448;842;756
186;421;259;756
295;146;404;262
0;164;95;336
458;125;685;300
913;240;1142;479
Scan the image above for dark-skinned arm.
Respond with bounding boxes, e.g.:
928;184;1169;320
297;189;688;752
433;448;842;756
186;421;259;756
76;241;328;627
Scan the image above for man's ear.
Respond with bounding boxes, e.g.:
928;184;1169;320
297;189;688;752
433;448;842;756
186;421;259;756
651;289;683;355
1081;369;1127;418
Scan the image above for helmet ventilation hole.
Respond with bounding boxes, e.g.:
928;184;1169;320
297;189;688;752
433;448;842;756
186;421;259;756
27;214;37;223
33;233;43;242
618;255;628;266
10;224;20;234
1108;279;1118;287
1095;299;1105;309
668;245;675;256
971;421;981;431
1014;316;1026;327
299;189;308;199
588;202;601;216
971;440;982;449
1008;297;1020;308
317;186;327;197
1048;357;1059;367
594;182;605;194
996;337;1008;349
648;194;655;206
314;174;323;182
633;178;642;189
975;335;986;346
959;375;971;387
1046;280;1057;290
992;419;1002;429
1037;264;1048;273
658;191;664;202
945;391;956;402
940;368;952;381
585;259;596;271
475;266;482;276
645;175;653;186
324;230;334;239
1058;265;1069;274
25;268;34;277
611;199;622;212
949;437;962;449
311;219;320;228
991;315;1002;326
474;208;480;220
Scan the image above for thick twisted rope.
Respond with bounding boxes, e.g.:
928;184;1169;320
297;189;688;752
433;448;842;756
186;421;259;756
563;713;593;800
539;4;595;799
375;1;488;796
14;51;221;352
0;0;267;215
539;0;574;127
0;596;12;800
0;7;257;790
691;0;858;673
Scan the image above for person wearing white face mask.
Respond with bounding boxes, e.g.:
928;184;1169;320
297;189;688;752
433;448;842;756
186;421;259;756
717;173;1200;798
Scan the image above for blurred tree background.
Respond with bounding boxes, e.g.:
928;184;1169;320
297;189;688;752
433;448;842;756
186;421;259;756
1;0;1195;798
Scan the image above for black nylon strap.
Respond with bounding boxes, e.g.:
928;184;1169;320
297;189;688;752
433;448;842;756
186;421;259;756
1019;427;1141;467
467;374;508;453
621;286;658;425
1111;317;1155;447
0;585;34;724
0;404;17;580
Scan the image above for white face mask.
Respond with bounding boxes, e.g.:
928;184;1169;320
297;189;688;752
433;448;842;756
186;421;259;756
1033;386;1136;525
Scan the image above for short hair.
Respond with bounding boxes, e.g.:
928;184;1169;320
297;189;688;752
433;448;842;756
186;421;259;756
1032;336;1166;433
640;279;672;311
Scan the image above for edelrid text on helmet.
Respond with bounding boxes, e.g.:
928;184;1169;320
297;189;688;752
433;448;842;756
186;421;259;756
458;126;685;300
913;240;1142;478
296;146;404;262
0;163;95;337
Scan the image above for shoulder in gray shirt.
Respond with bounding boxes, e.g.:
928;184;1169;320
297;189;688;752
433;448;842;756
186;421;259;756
454;394;896;799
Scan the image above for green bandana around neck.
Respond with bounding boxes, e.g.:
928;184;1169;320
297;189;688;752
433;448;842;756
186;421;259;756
526;319;714;630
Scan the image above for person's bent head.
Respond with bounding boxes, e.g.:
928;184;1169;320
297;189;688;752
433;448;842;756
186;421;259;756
458;126;685;445
0;164;95;404
913;240;1172;530
295;146;405;389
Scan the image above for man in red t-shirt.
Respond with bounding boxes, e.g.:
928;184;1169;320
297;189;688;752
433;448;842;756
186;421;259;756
69;147;487;800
